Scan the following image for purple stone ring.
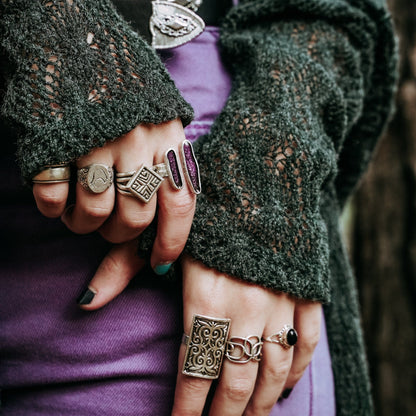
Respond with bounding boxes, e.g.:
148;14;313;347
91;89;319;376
114;141;201;203
180;139;201;195
262;325;298;349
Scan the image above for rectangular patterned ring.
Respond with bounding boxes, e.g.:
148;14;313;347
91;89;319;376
182;314;231;379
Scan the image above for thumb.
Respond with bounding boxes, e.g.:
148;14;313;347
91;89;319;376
77;239;145;310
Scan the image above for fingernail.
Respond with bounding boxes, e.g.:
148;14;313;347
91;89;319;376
281;388;293;399
153;263;172;275
77;287;97;305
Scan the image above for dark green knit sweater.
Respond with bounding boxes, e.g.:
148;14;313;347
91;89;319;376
0;0;398;415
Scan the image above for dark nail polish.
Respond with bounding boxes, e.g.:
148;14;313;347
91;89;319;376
77;288;96;305
281;388;293;399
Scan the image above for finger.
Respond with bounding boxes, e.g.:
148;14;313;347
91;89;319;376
208;319;262;416
243;297;295;416
77;239;144;310
99;132;156;244
61;181;115;234
284;302;321;390
171;313;214;416
61;146;115;234
150;160;196;274
33;182;69;218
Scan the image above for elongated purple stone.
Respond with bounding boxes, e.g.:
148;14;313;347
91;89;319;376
166;149;183;190
182;140;201;194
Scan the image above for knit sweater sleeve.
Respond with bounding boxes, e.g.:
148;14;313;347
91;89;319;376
0;0;193;184
182;0;397;303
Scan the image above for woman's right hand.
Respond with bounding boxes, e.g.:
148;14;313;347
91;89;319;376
32;118;196;273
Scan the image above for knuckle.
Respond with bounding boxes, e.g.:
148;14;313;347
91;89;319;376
181;378;208;396
101;252;121;275
299;329;320;354
160;192;195;217
263;361;291;384
290;366;308;383
37;189;65;208
237;288;270;317
118;210;154;230
101;252;132;284
223;377;254;402
83;204;112;220
157;236;185;257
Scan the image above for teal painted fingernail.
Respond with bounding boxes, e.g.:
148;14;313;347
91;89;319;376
154;263;172;275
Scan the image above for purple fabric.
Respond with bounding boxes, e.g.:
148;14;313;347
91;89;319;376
0;27;335;415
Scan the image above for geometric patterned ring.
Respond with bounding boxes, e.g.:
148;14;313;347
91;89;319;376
116;165;164;203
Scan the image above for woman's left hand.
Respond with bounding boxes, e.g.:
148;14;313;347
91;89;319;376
80;242;321;415
172;255;321;416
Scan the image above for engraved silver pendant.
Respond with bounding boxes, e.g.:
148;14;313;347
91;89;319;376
150;0;205;49
165;0;203;12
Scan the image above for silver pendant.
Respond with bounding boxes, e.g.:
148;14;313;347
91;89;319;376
164;0;203;12
150;1;205;49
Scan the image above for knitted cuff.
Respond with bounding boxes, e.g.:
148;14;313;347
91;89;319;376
1;0;193;184
185;200;331;303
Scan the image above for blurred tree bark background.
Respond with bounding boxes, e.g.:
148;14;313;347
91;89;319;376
343;0;416;414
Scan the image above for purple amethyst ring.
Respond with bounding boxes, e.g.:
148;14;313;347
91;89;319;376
180;140;201;195
115;141;201;203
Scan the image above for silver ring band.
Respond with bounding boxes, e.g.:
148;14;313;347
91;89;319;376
225;335;263;364
32;164;71;184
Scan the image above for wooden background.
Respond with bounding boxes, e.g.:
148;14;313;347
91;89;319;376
343;1;416;414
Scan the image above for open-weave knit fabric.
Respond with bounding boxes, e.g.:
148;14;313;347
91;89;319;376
0;0;193;184
0;0;398;415
180;1;397;414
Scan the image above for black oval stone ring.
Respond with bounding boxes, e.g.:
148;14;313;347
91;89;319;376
262;325;298;349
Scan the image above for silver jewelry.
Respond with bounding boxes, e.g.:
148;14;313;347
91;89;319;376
263;325;298;349
116;165;165;203
166;0;202;12
182;314;231;379
115;148;184;202
32;164;71;184
77;164;114;194
180;139;201;194
150;0;205;49
225;336;263;364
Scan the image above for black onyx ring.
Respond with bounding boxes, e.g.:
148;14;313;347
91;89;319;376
262;325;298;349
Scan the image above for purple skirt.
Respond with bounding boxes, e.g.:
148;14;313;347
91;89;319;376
0;28;335;415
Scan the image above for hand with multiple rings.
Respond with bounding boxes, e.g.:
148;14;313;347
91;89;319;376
32;119;198;274
32;119;321;414
76;240;322;414
171;256;322;415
